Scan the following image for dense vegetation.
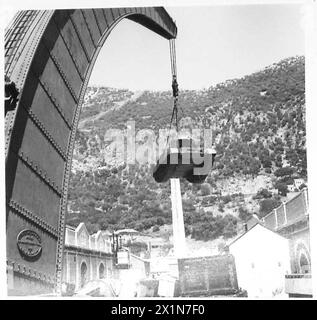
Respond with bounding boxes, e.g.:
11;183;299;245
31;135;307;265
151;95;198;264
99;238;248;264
67;56;306;241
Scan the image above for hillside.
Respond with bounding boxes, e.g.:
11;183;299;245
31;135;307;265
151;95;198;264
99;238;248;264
67;56;306;242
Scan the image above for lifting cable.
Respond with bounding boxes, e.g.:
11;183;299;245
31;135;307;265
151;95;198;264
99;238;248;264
169;38;179;132
169;38;177;79
167;40;236;158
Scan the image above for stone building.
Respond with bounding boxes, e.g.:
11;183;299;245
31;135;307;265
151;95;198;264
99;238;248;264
61;223;114;293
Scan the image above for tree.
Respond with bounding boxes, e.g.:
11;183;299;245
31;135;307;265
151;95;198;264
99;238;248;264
223;220;238;239
200;183;211;196
274;166;295;177
238;206;252;221
222;215;238;239
253;188;272;200
275;182;288;196
218;203;225;212
259;198;282;218
222;195;232;204
261;157;272;169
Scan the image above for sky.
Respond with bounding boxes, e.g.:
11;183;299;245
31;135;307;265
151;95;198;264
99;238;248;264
88;3;305;90
2;3;305;91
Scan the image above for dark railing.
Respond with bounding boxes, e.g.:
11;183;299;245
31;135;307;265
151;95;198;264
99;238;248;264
285;274;311;279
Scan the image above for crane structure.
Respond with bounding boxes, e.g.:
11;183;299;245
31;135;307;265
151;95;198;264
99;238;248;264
5;7;177;296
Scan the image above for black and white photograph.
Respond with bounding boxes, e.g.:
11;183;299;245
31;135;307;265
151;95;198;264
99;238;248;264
1;0;317;300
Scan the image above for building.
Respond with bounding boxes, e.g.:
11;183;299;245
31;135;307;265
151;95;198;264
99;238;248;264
61;223;153;296
287;184;296;192
294;178;305;190
62;223;114;293
261;187;312;297
227;224;291;298
227;188;311;298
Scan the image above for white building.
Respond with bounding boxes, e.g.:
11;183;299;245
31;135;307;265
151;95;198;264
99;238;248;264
227;223;291;298
287;184;296;192
293;178;305;190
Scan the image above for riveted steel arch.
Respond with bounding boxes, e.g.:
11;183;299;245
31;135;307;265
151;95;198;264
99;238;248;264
5;7;177;295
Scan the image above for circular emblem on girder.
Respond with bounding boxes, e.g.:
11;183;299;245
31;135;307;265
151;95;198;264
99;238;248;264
17;229;42;261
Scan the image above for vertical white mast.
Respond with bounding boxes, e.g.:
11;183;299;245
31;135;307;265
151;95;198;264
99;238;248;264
170;178;186;258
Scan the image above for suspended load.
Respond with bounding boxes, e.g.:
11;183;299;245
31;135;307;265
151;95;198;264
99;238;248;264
183;142;216;184
153;138;216;183
153;39;216;184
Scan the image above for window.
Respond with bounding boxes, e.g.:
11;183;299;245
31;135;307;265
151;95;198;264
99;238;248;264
299;253;310;274
80;262;88;288
296;243;311;274
99;263;105;279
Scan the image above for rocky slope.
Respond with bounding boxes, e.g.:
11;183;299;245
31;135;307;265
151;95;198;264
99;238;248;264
67;56;306;242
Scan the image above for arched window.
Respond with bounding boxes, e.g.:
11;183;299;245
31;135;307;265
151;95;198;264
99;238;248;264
80;262;88;288
99;263;105;279
296;243;311;274
299;253;310;274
